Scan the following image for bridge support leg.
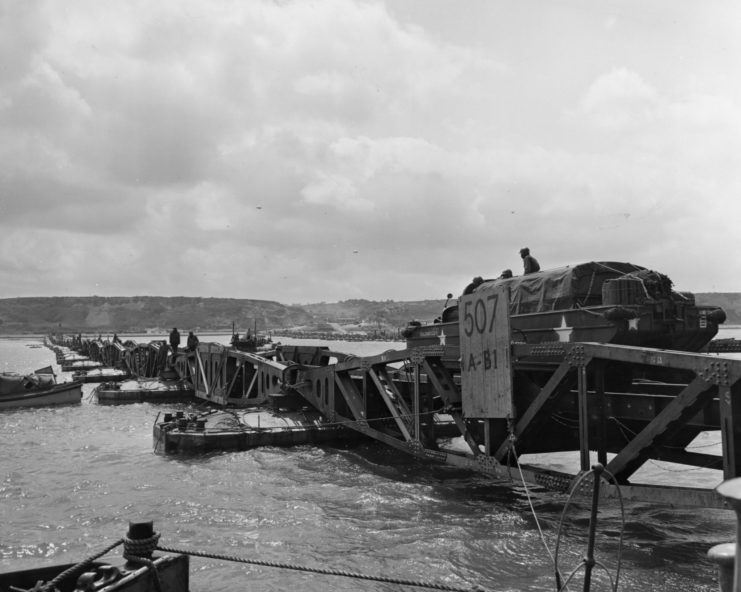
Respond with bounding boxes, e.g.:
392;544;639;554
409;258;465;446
578;365;590;471
413;363;420;441
594;362;607;467
720;383;741;479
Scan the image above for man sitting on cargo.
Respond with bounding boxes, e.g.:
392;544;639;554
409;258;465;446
463;276;484;295
520;247;540;274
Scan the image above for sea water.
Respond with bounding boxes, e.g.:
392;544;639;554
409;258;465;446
2;330;740;591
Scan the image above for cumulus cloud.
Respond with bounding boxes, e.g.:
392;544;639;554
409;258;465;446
578;68;659;130
0;0;739;301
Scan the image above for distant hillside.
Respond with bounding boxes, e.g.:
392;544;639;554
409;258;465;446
0;293;738;336
695;294;741;325
306;294;741;326
301;298;448;328
0;296;315;334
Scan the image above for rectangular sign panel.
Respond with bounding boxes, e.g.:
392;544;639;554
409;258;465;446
459;286;513;418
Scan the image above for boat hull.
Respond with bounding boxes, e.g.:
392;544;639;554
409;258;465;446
153;408;359;454
0;381;82;410
0;554;188;592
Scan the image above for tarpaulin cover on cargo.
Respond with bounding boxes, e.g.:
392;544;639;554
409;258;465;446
476;261;645;315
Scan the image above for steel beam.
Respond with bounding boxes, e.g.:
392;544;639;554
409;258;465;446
606;376;717;482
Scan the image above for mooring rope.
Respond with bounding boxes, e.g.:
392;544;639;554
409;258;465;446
553;466;624;592
510;445;560;577
123;532;163;592
155;544;487;592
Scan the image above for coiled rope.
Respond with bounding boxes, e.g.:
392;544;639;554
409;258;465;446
154;544;487;592
123;532;163;592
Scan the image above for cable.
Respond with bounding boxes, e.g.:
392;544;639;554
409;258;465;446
155;544;487;592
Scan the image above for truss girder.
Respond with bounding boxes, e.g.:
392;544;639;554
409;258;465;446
333;371;367;420
367;366;414;440
420;357;460;407
494;361;576;461
605;377;717;482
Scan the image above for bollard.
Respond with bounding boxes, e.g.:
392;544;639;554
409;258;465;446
708;543;735;592
126;521;156;557
715;478;741;592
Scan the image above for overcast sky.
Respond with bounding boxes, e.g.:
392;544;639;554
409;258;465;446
1;1;739;304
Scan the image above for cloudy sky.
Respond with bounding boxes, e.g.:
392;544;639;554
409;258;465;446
1;0;739;304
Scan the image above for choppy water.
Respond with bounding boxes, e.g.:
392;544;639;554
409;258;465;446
2;331;740;591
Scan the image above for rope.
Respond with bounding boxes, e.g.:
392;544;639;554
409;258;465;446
510;445;560;579
553;466;624;592
579;271;597;308
41;539;124;591
123;532;161;558
123;532;164;592
155;544;487;592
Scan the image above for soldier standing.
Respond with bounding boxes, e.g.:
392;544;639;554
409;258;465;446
169;327;181;354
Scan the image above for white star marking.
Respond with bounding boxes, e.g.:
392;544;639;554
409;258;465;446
554;316;573;342
628;318;639;331
439;330;447;346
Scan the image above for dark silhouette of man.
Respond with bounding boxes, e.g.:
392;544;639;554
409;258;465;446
169;327;181;354
520;248;540;274
463;276;484;295
186;331;199;352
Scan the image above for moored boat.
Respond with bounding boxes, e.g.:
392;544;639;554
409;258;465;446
0;368;82;410
153;405;358;454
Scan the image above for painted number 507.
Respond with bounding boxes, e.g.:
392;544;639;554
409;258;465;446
463;294;499;337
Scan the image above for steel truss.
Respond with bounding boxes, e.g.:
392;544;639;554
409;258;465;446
186;340;741;508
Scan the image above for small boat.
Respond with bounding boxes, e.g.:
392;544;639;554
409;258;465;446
230;320;272;353
153;404;359;454
0;367;82;409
